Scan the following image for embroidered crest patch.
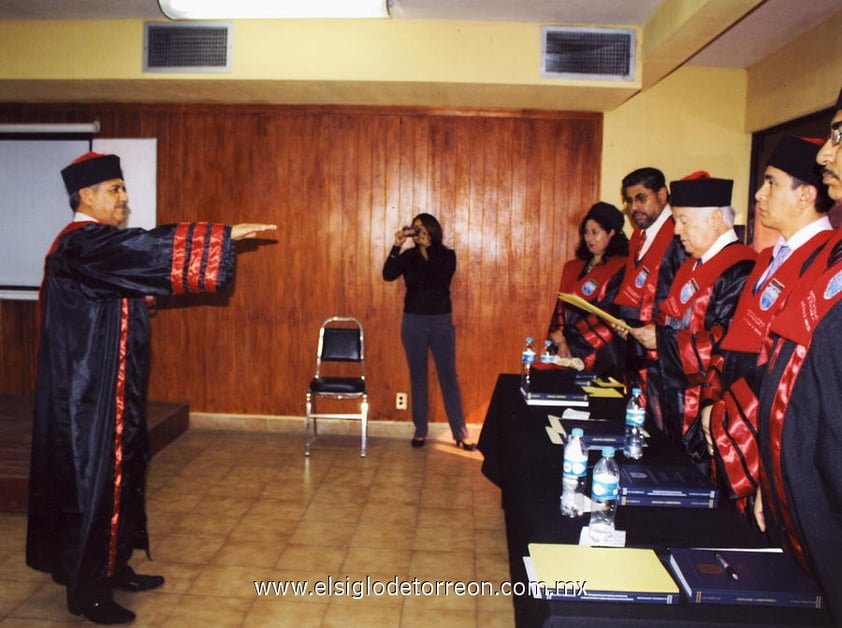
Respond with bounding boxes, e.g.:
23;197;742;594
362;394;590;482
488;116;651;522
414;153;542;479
581;279;598;297
680;279;699;304
823;269;842;300
634;267;650;289
759;279;783;311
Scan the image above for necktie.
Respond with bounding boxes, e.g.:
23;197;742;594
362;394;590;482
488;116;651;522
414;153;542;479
754;244;790;294
637;230;647;261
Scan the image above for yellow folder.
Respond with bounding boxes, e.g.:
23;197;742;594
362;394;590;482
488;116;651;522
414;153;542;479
558;292;632;331
529;543;679;596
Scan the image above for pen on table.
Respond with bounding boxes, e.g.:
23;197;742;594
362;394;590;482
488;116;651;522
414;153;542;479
714;552;739;581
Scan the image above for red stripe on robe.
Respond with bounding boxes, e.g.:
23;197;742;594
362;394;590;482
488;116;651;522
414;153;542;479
170;223;190;295
107;298;129;577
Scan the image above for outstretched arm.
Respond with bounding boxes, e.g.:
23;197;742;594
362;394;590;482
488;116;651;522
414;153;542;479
231;223;277;240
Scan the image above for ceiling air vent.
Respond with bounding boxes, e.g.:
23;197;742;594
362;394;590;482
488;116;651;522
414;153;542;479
143;22;232;73
541;27;635;81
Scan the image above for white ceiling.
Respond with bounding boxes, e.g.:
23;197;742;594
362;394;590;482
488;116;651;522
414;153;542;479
0;0;839;69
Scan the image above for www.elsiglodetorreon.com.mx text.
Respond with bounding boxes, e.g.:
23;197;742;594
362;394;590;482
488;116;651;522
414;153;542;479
254;576;589;600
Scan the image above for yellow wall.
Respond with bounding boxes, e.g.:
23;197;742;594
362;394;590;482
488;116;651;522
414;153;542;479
0;18;639;110
601;66;751;222
746;10;842;132
0;18;635;87
3;11;840;230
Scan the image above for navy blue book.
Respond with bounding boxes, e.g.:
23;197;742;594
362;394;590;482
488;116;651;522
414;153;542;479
619;463;719;507
520;384;588;406
520;368;588;406
560;418;624;450
620;493;717;509
668;548;824;608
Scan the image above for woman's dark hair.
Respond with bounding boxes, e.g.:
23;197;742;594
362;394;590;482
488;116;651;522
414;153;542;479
574;209;630;261
413;213;444;248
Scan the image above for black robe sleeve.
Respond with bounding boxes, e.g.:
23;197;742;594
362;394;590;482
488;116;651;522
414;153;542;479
781;305;842;619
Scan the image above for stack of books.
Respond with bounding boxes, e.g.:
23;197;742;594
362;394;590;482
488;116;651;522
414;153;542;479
520;367;589;407
546;411;625;450
619;463;719;509
525;544;825;610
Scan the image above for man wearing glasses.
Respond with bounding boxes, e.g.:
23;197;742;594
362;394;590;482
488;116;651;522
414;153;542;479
754;87;842;622
612;167;688;432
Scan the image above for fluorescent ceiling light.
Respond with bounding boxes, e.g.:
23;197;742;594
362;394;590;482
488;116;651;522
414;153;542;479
159;0;390;19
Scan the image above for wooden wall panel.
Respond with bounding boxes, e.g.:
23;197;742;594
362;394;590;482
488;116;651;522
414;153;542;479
0;104;601;428
0;300;38;395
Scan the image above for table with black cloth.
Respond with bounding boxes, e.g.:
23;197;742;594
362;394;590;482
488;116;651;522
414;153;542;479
478;373;832;628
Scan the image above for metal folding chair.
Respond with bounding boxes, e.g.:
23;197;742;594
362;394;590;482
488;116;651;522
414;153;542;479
304;316;368;457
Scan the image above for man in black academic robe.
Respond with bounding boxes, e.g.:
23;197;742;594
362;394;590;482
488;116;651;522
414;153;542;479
612;167;688;430
26;152;276;624
755;89;842;622
625;173;755;456
700;136;832;511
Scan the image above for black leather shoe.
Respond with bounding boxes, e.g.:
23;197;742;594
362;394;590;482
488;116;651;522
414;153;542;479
455;440;476;451
77;600;136;625
114;568;165;593
411;436;426;448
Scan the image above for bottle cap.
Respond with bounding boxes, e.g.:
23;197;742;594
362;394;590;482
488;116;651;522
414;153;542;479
602;446;615;457
571;428;584;438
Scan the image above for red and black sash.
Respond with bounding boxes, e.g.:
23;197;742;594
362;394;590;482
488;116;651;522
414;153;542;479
559;256;626;303
659;244;756;434
614;219;675;321
761;237;842;572
762;341;809;569
566;256;626;364
710;378;760;502
707;232;831;506
659;244;756;324
769;244;842;348
722;230;833;353
556;256;626;368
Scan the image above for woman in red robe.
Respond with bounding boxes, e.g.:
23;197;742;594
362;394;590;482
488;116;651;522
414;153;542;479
547;202;629;379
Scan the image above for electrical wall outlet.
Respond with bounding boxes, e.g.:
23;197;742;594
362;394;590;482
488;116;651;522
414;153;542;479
396;392;408;410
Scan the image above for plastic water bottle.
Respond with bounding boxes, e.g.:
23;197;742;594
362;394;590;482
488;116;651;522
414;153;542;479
623;387;646;460
588;446;620;544
521;337;536;384
540;339;554;364
561;428;588;517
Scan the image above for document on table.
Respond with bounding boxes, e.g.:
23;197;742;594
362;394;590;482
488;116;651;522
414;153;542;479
582;385;624;398
558;292;632;331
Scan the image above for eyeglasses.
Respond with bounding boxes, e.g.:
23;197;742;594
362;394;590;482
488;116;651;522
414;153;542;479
831;126;842;148
624;191;652;207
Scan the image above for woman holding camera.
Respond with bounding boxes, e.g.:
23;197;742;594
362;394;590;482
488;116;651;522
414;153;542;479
382;213;475;450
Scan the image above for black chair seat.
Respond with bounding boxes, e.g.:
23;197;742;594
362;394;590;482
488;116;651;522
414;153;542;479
309;377;366;395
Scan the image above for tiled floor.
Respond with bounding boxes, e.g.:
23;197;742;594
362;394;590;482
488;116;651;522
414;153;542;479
0;429;514;627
